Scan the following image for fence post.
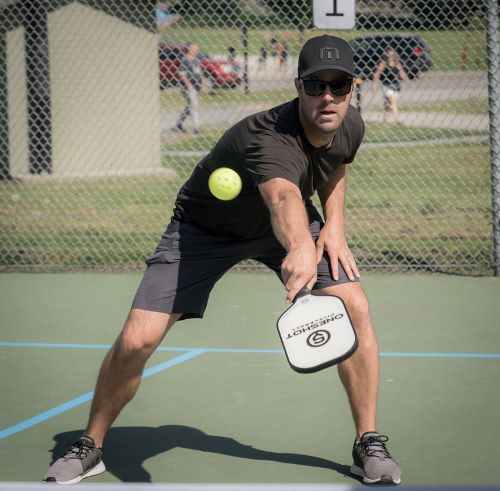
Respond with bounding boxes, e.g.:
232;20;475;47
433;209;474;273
0;25;10;180
24;0;53;175
240;24;249;95
486;0;500;275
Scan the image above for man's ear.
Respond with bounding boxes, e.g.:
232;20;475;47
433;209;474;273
294;77;301;95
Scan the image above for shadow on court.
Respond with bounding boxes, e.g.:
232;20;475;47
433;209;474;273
49;426;354;483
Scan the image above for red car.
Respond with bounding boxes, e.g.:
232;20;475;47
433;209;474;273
159;43;242;89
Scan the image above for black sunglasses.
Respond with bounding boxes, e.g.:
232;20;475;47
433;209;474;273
300;78;353;97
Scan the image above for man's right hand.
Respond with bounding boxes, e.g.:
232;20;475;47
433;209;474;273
281;241;317;304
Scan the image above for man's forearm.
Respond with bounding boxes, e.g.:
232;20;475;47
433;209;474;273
259;177;318;299
259;178;313;251
268;192;311;251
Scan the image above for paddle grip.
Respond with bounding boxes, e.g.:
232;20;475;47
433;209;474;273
294;287;311;301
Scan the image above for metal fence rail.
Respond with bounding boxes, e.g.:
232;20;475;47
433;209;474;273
0;0;497;274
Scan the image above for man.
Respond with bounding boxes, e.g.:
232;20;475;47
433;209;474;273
172;42;207;134
43;35;401;486
155;2;181;31
371;47;409;124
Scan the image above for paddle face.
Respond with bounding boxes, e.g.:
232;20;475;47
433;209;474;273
276;293;358;373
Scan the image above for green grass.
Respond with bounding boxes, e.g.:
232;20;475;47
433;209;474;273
400;97;488;114
161;26;487;71
160;120;487;154
160;87;295;110
362;122;487;143
342;142;493;273
1;133;492;273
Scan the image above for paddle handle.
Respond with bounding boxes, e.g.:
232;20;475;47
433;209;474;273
294;287;311;301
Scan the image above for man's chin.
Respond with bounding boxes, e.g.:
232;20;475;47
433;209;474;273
316;121;339;134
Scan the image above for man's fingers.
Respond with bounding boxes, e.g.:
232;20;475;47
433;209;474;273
306;275;317;292
285;283;300;304
350;254;361;278
340;252;360;281
331;254;340;281
315;241;325;265
285;275;316;304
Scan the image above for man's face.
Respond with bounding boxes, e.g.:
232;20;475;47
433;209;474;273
188;43;199;57
295;69;353;144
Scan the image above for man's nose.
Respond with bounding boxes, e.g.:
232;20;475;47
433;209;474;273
322;85;335;101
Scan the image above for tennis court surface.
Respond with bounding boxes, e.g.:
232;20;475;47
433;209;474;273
1;272;499;488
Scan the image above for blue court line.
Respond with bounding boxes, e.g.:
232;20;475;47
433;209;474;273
0;342;114;349
1;344;499;441
380;352;500;358
0;349;204;440
1;342;500;358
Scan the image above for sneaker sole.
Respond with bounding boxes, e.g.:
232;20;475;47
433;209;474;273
350;464;401;485
56;460;106;485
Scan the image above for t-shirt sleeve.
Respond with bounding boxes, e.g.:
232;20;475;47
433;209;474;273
244;130;305;187
345;108;365;164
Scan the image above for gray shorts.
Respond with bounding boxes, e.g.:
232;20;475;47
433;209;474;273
132;219;357;320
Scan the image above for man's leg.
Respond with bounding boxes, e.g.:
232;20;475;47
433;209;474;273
43;308;181;484
189;89;200;132
313;282;378;437
313;281;401;485
174;90;191;131
85;309;181;447
387;94;399;123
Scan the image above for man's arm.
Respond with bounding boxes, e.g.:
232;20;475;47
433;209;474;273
259;178;317;303
316;163;359;281
371;60;385;93
178;71;193;90
396;61;409;81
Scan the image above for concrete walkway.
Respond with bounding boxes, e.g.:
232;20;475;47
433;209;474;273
161;68;490;133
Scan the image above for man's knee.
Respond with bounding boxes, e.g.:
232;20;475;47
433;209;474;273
118;309;175;357
314;283;371;324
345;285;370;321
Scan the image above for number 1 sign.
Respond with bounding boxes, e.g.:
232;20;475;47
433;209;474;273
313;0;356;29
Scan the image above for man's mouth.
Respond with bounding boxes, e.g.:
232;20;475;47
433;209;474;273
319;109;336;118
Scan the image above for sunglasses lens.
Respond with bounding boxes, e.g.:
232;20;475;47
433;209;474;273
302;79;352;96
332;79;352;96
302;80;324;96
330;78;352;95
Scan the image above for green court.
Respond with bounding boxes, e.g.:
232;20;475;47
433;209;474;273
1;272;499;486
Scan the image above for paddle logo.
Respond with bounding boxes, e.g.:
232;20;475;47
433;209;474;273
306;330;331;347
284;313;344;340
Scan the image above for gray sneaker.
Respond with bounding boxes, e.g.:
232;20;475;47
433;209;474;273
350;432;401;485
42;435;106;484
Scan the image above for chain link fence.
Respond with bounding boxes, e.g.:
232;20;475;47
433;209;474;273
0;0;498;274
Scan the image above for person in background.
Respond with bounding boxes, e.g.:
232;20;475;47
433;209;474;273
227;42;236;61
172;42;208;134
371;47;408;124
279;40;289;68
270;33;278;58
258;44;268;69
155;2;180;31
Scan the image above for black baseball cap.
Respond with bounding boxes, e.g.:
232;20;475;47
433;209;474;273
298;35;356;78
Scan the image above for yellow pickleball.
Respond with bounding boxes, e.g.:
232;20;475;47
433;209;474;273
208;167;242;201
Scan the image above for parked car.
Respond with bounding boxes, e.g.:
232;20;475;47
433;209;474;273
350;35;432;80
158;43;243;89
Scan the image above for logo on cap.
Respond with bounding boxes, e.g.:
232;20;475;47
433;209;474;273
320;47;340;60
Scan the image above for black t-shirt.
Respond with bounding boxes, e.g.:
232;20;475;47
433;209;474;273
381;65;401;91
173;99;365;238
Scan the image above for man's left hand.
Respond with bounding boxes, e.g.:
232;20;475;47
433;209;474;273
315;224;360;282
